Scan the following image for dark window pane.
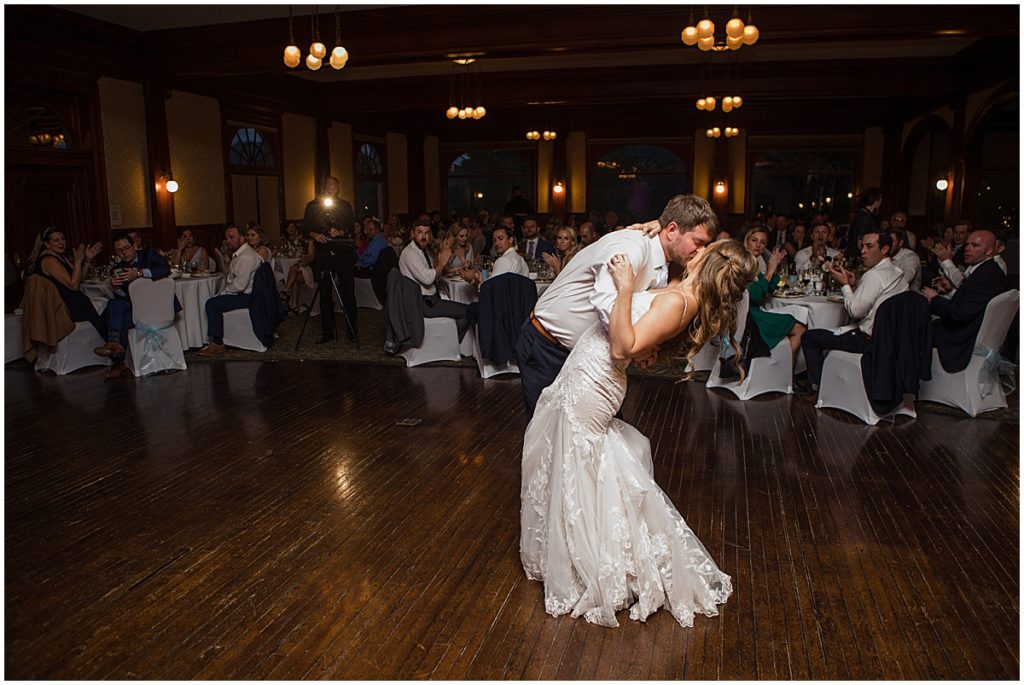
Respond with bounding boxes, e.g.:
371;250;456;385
590;145;687;224
750;150;855;220
446;149;532;218
229;127;275;168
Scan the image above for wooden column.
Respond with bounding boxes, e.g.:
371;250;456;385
144;85;175;247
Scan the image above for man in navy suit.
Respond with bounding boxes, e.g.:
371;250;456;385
519;217;555;262
922;228;1009;373
94;231;175;379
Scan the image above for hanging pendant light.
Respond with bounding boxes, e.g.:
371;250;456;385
329;6;348;69
309;6;326;60
283;6;301;68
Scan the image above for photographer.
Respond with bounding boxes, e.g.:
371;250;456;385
302;176;358;344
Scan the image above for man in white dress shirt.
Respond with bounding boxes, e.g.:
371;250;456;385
794;223;840;273
461;225;528;286
889;228;922;291
798;231;908;395
515;194;718;416
399;219;470;341
199;225;264;356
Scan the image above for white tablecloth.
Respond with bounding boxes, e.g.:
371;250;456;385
274;255;315;288
81;274;225;348
438;277;553;305
763;294;848;330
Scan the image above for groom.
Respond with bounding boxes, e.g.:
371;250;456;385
516;194;718;416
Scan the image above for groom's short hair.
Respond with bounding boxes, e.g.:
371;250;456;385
659;194;719;238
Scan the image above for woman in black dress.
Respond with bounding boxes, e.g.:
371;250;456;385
27;227;106;338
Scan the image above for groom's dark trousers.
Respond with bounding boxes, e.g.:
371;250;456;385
516;316;570;418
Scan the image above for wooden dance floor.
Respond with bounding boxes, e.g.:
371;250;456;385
5;361;1019;679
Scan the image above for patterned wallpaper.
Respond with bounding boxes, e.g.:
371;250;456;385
166;91;226;226
283;113;317;218
98;78;152;229
329;122;355;206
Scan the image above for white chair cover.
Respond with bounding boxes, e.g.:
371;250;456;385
815;350;916;425
685;338;719;373
399;317;461;367
6;313;23;363
918;289;1019;417
468;326;519;378
222;308;267;352
706;291;793;399
125;278;187;377
35;321;110;375
355;276;383;310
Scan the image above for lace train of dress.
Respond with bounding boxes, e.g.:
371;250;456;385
520;291;732;628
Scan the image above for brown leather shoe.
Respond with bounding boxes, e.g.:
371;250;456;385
198;342;225;357
104;362;128;380
94;342;124;358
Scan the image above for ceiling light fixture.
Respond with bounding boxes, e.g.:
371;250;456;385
681;9;759;52
283;6;349;71
445;59;486;120
935;178;949;191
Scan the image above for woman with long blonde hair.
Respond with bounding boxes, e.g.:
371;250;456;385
521;239;757;629
542;225;578;276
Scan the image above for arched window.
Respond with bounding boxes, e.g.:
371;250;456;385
356;141;385;218
446;149;532;218
749;150;855;219
228;127;275;168
590;145;687;224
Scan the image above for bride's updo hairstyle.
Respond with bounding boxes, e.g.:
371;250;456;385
680;239;758;375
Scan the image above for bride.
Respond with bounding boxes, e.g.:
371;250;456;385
521;239;757;628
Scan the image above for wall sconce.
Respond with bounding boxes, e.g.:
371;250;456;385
553;180;565;194
935;178;949;191
714;180;726;195
160;174;179;193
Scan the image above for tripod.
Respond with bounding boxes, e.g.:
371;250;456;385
294;268;360;350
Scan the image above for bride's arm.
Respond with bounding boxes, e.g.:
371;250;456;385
607;255;685;362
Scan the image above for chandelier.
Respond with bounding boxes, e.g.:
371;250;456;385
695;95;743;112
445;59;486;120
525;103;556;141
705;127;740;138
681;10;759;51
283;6;348;71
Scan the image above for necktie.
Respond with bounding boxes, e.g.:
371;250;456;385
528;240;535;259
423;247;437;295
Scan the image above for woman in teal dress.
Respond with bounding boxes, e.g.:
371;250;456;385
742;226;806;367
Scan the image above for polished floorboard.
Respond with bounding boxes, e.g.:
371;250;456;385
4;361;1019;679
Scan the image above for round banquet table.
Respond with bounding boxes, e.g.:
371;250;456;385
762;293;848;330
80;274;225;349
439;277;478;305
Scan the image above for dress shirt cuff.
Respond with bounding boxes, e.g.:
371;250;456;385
141;268;152;278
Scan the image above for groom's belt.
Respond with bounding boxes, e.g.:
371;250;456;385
530;312;568;351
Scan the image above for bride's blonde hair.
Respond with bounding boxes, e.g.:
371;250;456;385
670;239;758;376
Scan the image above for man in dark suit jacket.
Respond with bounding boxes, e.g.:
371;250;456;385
922;228;1009;373
519;217;555;262
94;231;176;378
845;187;882;261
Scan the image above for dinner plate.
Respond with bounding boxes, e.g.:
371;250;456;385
826;295;844;303
775;290;806;298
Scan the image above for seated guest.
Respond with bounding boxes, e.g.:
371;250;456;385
799;231;908;395
889;210;914;248
737;235;807;371
889;228;922;291
542;226;578;277
399;218;469;341
444;223;475;274
28;226;105;339
794;223;840;272
577;220;599;248
949;220;970;267
922;228;1009;372
279;221;304;253
743;226;771;274
128;229;145;252
284;237;315;314
783;223;808;260
245;225;272;262
94;231;175;379
461;225;528;287
354;217;388;278
353;219;368;255
931;228;1007;289
519;217;555;262
170;228;209;272
198;226;264;356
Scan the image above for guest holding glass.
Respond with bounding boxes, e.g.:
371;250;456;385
170;228;209;272
445;223;475;274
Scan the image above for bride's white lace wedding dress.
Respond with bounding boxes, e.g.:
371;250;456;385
521;291;732;628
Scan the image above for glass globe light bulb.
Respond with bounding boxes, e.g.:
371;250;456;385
306;54;322;70
310;42;326;59
284;45;301;68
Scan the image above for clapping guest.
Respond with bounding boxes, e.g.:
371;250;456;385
542;226;578;277
170;228;209;272
27;226;106;339
794;223;840;272
399;218;470;340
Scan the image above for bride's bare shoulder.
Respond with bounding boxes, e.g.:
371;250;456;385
651;289;697;326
